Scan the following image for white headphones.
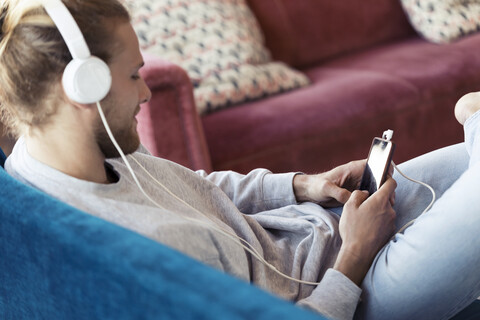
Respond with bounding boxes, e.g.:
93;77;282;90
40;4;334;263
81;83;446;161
43;0;112;104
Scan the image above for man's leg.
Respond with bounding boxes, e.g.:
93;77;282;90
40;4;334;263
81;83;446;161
392;142;469;231
355;121;480;319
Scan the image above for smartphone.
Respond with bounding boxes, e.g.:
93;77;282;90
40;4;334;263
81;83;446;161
359;137;395;195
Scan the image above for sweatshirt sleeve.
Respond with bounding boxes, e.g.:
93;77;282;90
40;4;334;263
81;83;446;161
195;169;299;213
297;269;362;320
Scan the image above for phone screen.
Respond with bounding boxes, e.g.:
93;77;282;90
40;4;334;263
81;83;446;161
360;138;395;194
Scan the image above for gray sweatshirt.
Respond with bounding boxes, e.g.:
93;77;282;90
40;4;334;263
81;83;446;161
6;137;361;320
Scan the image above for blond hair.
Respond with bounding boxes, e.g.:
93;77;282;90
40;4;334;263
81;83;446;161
0;0;130;136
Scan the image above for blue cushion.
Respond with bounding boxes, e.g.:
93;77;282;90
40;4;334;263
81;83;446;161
0;167;325;320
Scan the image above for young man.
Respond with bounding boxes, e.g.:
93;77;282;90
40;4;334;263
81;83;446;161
0;1;397;319
0;1;478;320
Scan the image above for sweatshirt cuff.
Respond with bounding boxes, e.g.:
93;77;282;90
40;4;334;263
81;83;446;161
297;269;362;320
262;172;299;210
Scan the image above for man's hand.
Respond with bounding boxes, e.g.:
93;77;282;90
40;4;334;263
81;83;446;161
293;160;396;286
334;177;397;286
293;160;366;207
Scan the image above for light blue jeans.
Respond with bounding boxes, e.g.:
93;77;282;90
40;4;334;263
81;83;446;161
355;112;480;319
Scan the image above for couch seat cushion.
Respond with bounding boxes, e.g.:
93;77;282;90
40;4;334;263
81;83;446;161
203;68;418;173
202;34;480;173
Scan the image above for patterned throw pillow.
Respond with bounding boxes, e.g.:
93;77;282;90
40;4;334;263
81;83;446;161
400;0;480;43
130;0;310;115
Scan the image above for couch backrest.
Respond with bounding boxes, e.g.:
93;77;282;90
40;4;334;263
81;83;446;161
247;0;415;68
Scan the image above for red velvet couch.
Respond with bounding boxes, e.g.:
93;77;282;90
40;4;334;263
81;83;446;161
137;0;480;174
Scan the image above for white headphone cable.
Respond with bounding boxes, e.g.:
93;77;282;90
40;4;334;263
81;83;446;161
96;101;321;286
391;162;436;235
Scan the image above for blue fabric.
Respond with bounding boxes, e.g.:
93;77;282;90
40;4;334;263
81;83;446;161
0;162;325;319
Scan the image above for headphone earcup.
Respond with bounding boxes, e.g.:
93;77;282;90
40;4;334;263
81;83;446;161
62;56;112;104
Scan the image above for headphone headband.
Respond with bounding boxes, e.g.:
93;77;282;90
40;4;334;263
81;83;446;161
43;0;90;60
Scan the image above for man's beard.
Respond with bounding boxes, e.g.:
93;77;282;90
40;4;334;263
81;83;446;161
95;103;140;159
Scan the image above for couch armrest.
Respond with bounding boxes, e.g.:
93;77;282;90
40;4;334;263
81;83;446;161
138;53;212;172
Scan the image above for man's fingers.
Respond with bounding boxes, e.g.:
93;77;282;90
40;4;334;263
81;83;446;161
333;188;352;205
320;181;352;205
390;191;396;206
347;189;369;208
375;177;397;198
